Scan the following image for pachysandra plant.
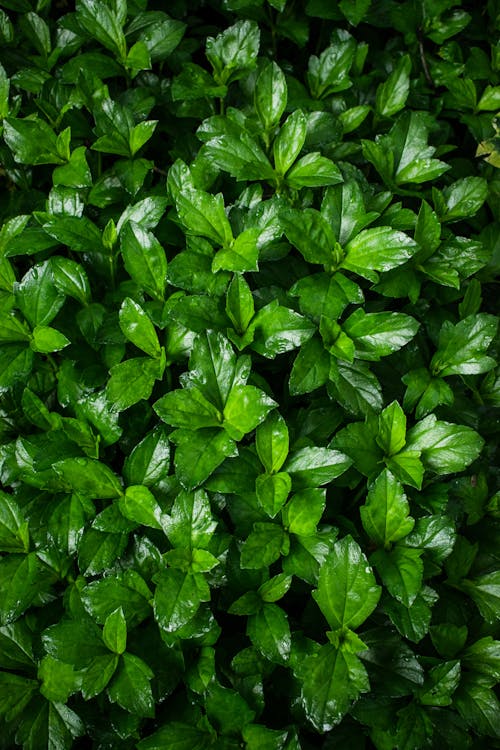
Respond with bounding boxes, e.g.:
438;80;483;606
0;0;499;748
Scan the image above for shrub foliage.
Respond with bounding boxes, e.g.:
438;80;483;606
0;0;499;748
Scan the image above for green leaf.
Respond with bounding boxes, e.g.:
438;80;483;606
430;314;498;376
455;676;500;739
119;297;161;358
76;0;126;61
414;199;441;254
377;401;407;456
186;330;243;410
419;660;461;706
328;358;383;417
212;228;259;274
285;152;343;189
462;637;500;681
0;491;30;553
4;116;65;165
206;19;260;84
0;620;35;671
107;357;162;411
138;722;215;750
223;384;276;440
341;227;418;281
258;573;293;602
256;472;292;518
165;489;217;549
284;446;352;488
119;485;164;530
203;132;275;182
438;177;488;222
0;61;9;120
289;336;330;395
170;428;238;489
52;147;93;189
78;529;128;576
281;208;336;265
51;257;91;305
38;214;103;254
375;54;411;117
206;681;255;734
123;425;170;486
360;470;414;547
313;535;381;630
15;699;84;750
343;309;419;360
240;523;288;569
172;181;233;247
322;180;380;247
459;570;500;624
372;546;423;607
363;112;450;185
339;0;371;26
290;271;363;322
81;572;151;627
102;607;127;655
120;221;167;301
256;411;289;474
383;586;437;643
247;603;291;664
138;17;186;62
300;643;369;731
0;672;38;721
283;488;326;536
0;553;54;625
242;724;288;750
108;652;154;717
154;388;222;430
273;110;307;175
52;457;122;498
30;325;70;353
42;617;105;668
81;653;119;699
255;61;287;130
153;568;206;633
16;260;65;327
406;415;484;475
226;274;255;334
307;34;356;98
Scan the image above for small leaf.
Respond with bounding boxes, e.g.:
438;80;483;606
102;607;127;655
119;297;161;358
375;55;411;117
283;488;326;536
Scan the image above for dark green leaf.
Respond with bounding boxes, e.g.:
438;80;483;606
170;428;238;489
300;643;369;731
107;652;154;717
313;536;381;630
360;470;414;547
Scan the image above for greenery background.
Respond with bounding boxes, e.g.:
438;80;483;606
0;0;499;748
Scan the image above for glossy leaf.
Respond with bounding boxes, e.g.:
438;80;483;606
313;536;381;630
360;470;414;547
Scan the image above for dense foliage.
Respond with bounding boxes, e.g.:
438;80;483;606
0;0;499;748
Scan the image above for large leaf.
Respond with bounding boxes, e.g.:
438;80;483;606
313;536;381;630
300;643;370;731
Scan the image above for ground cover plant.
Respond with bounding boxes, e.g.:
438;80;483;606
0;0;499;747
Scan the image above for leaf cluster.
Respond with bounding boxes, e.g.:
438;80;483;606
0;0;499;749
